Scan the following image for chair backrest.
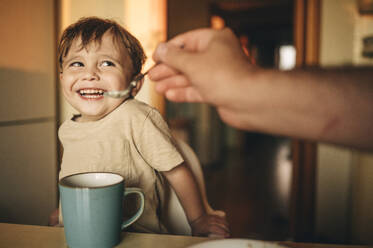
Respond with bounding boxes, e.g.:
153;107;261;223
162;137;225;235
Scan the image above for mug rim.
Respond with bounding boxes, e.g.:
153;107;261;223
59;172;124;189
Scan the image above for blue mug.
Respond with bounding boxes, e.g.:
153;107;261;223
59;172;144;248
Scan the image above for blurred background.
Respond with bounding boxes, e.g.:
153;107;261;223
0;0;373;245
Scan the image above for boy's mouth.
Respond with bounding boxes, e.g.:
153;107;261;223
78;88;105;99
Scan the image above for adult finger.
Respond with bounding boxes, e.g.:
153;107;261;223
148;63;179;81
154;74;190;94
165;87;203;103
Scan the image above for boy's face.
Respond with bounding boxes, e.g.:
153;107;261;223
60;32;132;122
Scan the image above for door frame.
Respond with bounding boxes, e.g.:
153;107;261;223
290;0;320;242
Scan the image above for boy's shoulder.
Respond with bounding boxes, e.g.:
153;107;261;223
120;99;157;113
117;99;163;121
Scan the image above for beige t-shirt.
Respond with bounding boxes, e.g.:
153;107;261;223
58;99;184;233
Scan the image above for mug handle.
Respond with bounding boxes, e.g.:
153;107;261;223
121;187;145;229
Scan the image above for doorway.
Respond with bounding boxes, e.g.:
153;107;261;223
166;0;318;241
202;0;295;240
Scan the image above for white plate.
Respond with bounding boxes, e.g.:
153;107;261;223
188;239;287;248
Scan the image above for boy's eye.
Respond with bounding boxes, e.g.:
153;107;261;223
101;61;115;67
69;62;84;67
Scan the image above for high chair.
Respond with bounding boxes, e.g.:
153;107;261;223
162;137;226;235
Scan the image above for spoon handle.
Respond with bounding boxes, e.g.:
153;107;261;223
103;65;155;99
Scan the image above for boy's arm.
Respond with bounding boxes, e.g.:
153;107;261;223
162;162;230;237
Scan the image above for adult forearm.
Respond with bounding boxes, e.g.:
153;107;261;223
237;67;373;149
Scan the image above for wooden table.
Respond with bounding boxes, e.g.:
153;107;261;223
0;223;368;248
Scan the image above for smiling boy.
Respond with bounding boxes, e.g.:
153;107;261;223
59;19;140;122
53;17;229;237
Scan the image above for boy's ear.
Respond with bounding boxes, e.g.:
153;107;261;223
131;77;144;97
59;71;63;80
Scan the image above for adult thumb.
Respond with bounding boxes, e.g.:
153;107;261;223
153;42;194;73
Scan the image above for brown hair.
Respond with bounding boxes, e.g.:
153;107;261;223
58;17;146;78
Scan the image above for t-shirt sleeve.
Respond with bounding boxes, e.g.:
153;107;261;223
136;109;184;171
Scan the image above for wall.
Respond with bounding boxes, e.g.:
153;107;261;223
0;0;58;225
350;4;373;244
317;0;355;242
351;152;373;244
317;0;373;244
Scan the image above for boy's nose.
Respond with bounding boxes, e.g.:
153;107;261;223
83;66;100;81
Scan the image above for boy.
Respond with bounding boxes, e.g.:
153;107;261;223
52;17;229;237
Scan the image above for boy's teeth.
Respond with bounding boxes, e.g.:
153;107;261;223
79;89;104;95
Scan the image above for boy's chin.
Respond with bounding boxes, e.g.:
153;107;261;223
71;100;124;121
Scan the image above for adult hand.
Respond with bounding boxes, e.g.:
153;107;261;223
149;28;251;108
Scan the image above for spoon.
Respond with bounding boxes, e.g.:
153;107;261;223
103;69;150;99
